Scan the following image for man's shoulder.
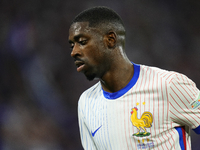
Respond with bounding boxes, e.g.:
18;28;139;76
140;64;196;89
140;64;178;81
138;65;191;89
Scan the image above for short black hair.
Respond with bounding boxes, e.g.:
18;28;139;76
72;6;125;28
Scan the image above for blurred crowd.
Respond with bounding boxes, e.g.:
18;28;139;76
0;0;199;149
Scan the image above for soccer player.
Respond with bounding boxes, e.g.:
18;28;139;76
68;6;200;150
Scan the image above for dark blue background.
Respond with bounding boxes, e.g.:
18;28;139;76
0;0;199;149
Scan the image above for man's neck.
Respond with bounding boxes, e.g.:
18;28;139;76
100;60;134;93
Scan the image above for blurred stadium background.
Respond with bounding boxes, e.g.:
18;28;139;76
0;0;199;149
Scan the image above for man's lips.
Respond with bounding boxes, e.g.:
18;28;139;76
75;60;85;72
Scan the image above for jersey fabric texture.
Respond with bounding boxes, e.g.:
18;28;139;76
78;63;200;150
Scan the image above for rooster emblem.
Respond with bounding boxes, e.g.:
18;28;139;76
130;107;153;137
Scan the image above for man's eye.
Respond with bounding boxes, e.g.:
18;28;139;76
79;40;87;45
70;43;74;49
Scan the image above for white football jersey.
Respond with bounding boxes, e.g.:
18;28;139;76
78;63;200;150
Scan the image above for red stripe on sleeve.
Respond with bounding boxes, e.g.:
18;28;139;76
181;126;187;150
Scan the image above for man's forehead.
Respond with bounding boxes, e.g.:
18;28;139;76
69;22;102;40
69;22;91;33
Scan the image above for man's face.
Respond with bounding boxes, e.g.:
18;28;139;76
68;22;111;81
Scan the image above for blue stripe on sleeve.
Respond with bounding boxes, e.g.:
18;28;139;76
175;127;185;150
193;125;200;134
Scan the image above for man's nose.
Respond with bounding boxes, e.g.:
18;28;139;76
71;44;81;58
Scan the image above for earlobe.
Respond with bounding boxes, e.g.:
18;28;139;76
105;32;116;48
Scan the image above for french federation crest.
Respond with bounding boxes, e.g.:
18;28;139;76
130;107;153;137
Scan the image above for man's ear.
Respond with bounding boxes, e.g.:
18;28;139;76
104;31;117;48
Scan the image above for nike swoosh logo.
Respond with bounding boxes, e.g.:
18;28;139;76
91;125;102;137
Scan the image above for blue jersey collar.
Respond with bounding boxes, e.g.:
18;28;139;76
102;63;140;100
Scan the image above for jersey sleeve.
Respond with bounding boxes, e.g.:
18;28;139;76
168;73;200;134
78;97;97;150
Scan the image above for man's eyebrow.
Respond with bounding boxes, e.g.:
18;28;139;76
69;34;85;43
